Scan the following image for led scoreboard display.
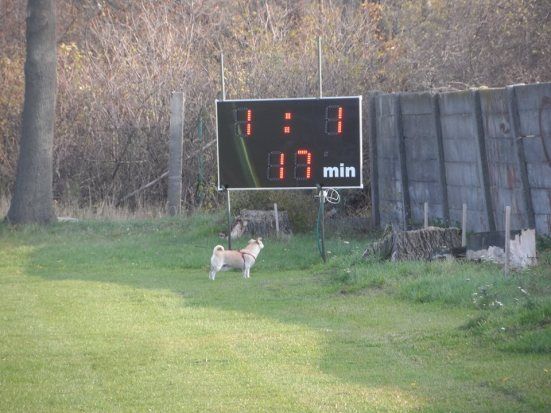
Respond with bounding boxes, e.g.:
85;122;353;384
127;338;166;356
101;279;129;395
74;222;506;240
216;96;362;190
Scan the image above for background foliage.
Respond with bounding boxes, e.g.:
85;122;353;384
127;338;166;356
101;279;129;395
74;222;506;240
1;0;550;213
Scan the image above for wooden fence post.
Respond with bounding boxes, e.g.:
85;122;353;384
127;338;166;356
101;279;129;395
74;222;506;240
274;203;280;237
424;202;429;228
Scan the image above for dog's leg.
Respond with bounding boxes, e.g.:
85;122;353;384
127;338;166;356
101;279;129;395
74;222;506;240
209;267;216;280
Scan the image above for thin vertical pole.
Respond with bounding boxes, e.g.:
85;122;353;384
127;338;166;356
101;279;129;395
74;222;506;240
221;52;228;246
227;190;232;250
462;203;467;247
319;188;326;262
274;203;280;238
505;206;511;277
318;37;323;99
424;202;429;228
220;53;226;101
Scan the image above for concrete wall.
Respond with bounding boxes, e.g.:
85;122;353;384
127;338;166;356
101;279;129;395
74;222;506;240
369;82;551;235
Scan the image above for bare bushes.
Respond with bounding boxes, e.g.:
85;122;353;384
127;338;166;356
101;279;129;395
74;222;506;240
379;0;551;90
54;2;211;208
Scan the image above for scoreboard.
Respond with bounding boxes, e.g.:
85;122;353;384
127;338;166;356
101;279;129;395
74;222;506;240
216;96;362;190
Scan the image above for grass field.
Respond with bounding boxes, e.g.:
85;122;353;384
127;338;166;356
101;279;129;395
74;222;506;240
1;214;550;412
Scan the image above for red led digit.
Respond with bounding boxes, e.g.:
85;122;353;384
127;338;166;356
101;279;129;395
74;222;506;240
267;151;285;181
246;109;252;136
235;108;253;137
284;112;292;120
325;105;343;135
295;149;312;180
283;126;291;134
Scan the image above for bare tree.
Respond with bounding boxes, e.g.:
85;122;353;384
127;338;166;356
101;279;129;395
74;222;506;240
7;0;56;224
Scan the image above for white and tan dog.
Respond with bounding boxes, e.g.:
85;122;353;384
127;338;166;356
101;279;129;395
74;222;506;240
209;238;264;280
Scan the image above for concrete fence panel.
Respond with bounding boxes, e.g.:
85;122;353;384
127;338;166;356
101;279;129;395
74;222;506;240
514;83;551;234
369;82;551;235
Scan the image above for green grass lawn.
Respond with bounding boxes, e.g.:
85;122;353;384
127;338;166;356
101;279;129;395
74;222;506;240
0;215;550;412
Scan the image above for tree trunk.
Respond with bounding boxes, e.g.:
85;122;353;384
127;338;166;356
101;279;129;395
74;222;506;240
7;0;57;224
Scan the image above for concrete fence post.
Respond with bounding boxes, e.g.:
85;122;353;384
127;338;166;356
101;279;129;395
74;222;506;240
167;92;185;216
472;90;496;231
368;92;380;228
433;94;450;225
394;94;411;230
506;85;536;229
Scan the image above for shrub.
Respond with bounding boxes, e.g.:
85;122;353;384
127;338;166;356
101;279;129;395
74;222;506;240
231;190;318;233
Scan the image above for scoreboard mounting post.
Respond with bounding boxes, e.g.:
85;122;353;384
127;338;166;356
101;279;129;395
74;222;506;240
216;96;363;191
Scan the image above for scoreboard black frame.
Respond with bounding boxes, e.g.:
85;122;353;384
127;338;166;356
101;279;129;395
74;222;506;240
216;96;363;190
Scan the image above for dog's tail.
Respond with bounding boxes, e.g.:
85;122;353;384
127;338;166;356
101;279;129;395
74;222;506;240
213;245;225;254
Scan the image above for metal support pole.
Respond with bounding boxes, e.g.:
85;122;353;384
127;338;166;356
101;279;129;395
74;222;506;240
226;189;232;250
318;37;323;99
319;188;327;262
220;52;226;101
221;52;229;248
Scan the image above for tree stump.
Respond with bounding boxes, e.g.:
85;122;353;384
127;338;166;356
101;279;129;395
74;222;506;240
231;209;292;239
363;226;461;261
